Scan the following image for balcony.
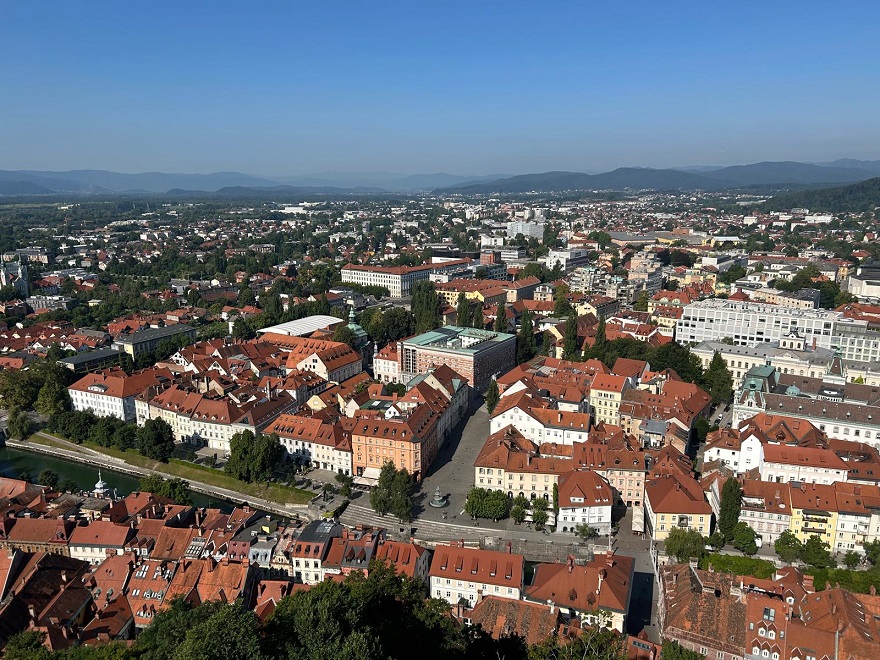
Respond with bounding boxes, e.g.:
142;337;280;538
803;525;827;534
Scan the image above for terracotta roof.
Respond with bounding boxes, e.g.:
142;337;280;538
467;596;559;646
762;444;848;471
429;545;523;590
645;474;711;515
373;539;428;579
68;367;171;398
659;564;746;657
69;521;133;549
557;470;614;509
526;552;634;615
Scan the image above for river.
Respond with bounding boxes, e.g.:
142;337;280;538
0;446;240;512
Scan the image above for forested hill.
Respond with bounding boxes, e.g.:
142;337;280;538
762;177;880;214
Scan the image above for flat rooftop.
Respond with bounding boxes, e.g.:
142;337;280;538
113;323;194;344
402;325;514;354
257;315;343;337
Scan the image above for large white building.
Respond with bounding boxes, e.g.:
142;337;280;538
340;259;473;298
677;299;880;363
490;392;591;445
429;545;524;607
340;263;434;297
541;248;591;272
264;414;352;475
507;220;545;241
691;340;836;382
677;299;839;348
556;470;614;536
68;368;171;423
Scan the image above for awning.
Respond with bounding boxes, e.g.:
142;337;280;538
353;467;382;487
631;507;645;533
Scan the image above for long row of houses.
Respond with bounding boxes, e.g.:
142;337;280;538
0;474;642;651
68;333;470;481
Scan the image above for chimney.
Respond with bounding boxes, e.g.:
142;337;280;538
568;556;574;573
597;568;606;594
506;541;512;554
548;599;555;614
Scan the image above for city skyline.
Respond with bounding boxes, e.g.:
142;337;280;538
3;1;880;174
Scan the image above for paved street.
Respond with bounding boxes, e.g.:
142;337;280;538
416;394;490;524
613;507;661;643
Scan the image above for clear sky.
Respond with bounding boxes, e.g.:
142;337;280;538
3;1;879;175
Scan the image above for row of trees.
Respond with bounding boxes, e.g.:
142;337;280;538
225;431;284;483
0;357;74;417
774;530;839;568
510;494;551;530
46;411;176;463
411;281;441;334
455;293;487;329
138;474;192;505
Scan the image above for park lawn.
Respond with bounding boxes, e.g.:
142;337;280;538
82;443;313;505
27;433;87;453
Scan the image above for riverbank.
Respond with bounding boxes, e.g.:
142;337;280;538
6;435;315;520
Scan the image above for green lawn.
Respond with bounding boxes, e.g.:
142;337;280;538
26;433;87;453
81;442;314;505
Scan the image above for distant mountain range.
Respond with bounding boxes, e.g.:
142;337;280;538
441;161;880;194
0;169;507;195
0;160;879;196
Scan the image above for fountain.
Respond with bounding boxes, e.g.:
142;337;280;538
429;486;448;508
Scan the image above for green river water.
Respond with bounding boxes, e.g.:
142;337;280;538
0;446;238;511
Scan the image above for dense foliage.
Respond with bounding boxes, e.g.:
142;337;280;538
464;487;510;521
699;553;776;579
225;431;284;483
762;177;880;214
663;528;706;563
718;478;742;542
369;461;414;522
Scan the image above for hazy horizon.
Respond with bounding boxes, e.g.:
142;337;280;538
3;2;879;174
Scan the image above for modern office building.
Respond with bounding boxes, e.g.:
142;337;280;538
112;324;197;359
375;326;515;391
677;299;880;363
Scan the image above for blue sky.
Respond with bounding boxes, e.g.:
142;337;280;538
3;1;879;175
